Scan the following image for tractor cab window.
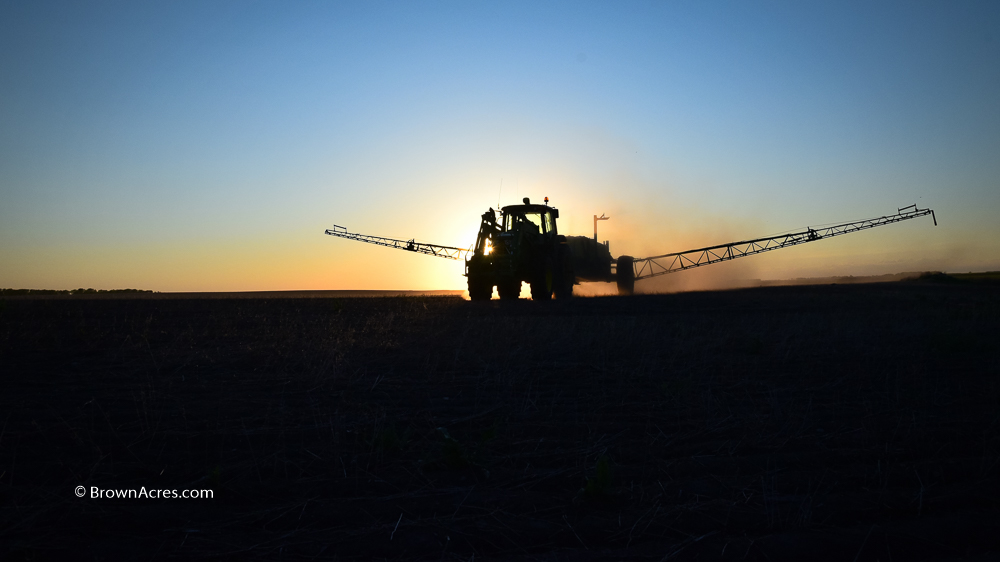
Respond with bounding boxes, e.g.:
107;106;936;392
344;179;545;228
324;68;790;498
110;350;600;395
506;212;545;234
543;211;555;235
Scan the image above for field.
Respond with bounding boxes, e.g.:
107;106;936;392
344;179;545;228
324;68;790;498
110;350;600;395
1;279;998;560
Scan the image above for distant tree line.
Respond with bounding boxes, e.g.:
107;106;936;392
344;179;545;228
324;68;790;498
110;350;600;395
0;288;154;296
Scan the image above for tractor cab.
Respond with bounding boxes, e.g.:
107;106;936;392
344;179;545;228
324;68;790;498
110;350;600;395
500;198;559;239
467;197;573;301
472;198;561;259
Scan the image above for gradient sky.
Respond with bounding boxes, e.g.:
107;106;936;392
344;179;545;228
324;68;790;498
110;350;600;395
2;1;998;292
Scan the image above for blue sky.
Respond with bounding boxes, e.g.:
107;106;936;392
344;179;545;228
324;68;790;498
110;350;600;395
2;1;998;291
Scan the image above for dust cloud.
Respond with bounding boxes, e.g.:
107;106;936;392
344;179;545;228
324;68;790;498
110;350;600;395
591;190;767;295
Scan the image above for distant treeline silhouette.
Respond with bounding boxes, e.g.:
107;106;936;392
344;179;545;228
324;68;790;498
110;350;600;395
908;271;1000;284
0;288;153;296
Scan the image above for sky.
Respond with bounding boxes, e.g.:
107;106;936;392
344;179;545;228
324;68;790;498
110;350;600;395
2;1;998;292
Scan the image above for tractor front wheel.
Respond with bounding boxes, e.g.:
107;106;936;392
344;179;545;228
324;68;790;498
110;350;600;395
497;279;521;300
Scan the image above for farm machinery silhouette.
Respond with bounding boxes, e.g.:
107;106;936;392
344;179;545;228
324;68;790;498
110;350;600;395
325;199;936;300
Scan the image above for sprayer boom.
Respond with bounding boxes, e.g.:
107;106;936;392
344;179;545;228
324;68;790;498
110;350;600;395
324;225;470;260
627;205;936;282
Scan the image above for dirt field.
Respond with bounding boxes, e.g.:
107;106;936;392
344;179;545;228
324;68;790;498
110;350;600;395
1;280;998;560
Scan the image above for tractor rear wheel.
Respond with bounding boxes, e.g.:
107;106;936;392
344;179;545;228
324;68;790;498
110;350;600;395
468;275;492;301
530;258;553;301
554;245;574;300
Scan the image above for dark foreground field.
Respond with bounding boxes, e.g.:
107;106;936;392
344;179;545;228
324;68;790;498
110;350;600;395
1;281;998;560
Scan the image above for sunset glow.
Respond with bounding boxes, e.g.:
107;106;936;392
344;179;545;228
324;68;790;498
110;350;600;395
1;2;998;292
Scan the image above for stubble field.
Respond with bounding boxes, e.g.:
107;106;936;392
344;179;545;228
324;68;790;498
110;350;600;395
1;280;998;560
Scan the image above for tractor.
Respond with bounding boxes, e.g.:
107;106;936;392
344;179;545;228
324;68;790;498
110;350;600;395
464;197;631;301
